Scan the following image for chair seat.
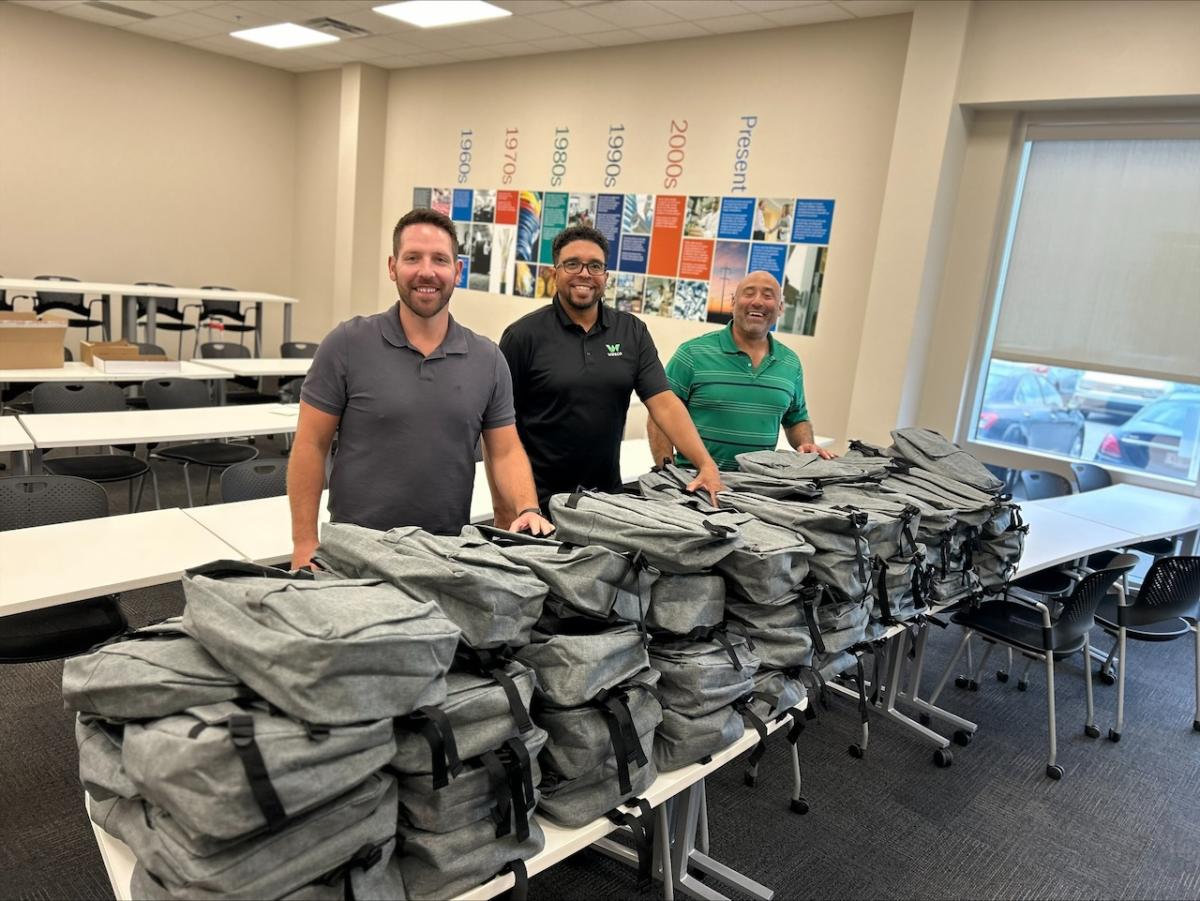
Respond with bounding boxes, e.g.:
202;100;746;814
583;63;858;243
1094;595;1193;641
154;443;257;467
145;322;195;332
1012;567;1076;596
952;601;1086;658
1129;537;1176;557
0;596;126;663
44;455;149;482
201;322;255;333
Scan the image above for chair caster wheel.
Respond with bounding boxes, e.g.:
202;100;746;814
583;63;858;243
919;713;931;727
1193;720;1200;733
848;744;864;759
953;730;973;747
1097;669;1116;686
1045;764;1063;780
1017;680;1029;692
744;772;758;788
996;671;1009;683
954;675;969;689
933;748;953;768
790;798;810;815
967;679;980;692
1108;729;1121;743
1085;724;1100;738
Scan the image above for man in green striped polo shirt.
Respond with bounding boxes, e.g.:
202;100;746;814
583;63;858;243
648;270;834;471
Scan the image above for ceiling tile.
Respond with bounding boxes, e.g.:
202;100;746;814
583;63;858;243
98;0;186;14
762;3;852;25
484;41;543;56
8;1;85;9
154;0;225;9
121;14;228;38
633;20;708;41
522;8;612;32
579;28;647;46
461;15;564;41
649;0;744;19
491;0;569;12
286;0;380;13
353;33;425;55
194;4;280;27
403;50;459;65
56;3;154;25
528;34;593;51
444;45;506;61
220;0;298;19
694;12;773;33
584;0;679;28
833;0;916;17
735;0;826;11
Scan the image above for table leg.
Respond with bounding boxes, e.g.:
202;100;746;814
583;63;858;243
30;448;44;475
145;299;157;347
122;296;136;342
283;304;293;345
215;379;227;406
101;294;112;341
254;302;263;357
668;780;775;901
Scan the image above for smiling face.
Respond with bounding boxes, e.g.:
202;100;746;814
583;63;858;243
730;271;781;340
388;223;461;320
553;239;608;312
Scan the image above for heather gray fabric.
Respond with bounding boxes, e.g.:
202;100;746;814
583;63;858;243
77;715;137;802
397;804;544;901
95;773;397;901
181;561;459;725
63;618;245;722
276;841;406;901
548;490;750;574
314;523;547;650
515;620;648;707
889;427;1005;494
747;670;806;720
724;598;813;670
121;701;395;842
716;492;872;604
718;469;823;500
463;524;649;624
538;746;657;828
647;572;725;635
735;450;880;486
396;727;547;834
391;662;537;774
807;587;872;657
841;439;906;477
976;502;1027;592
653;705;744;771
650;632;759;718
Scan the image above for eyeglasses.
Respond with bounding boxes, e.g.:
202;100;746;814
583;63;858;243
556;259;607;276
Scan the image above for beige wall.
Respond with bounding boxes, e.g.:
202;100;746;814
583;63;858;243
379;16;914;444
0;1;297;356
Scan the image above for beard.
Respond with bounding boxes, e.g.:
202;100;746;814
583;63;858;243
558;281;601;311
397;282;452;319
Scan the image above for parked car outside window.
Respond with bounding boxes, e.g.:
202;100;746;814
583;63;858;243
1094;390;1200;481
977;362;1086;456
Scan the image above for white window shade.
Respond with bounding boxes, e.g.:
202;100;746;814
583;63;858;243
992;138;1200;384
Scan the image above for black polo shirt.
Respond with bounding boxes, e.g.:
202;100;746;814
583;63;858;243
500;298;671;506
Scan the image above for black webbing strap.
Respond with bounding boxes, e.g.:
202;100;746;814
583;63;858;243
874;556;893;623
598;693;645;794
597;697;633;795
784;708;805;744
413;706;462;789
870;648;884;707
604;802;653;892
702;519;735;537
724;620;756;651
802;595;828;657
711;630;744;671
565;492;583;510
501;859;529;901
900;509;919;557
317;843;385;901
853;654;870;725
735;696;771;767
185;559;311;581
500;738;534;842
630;551;658;647
227;714;288;831
491;668;534;735
480;750;514;838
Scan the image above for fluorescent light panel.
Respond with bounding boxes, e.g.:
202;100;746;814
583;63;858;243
373;1;512;29
231;23;339;50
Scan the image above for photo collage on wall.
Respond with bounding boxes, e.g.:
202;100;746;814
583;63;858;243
413;187;832;336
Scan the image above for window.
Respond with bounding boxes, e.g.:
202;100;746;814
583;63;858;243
968;125;1200;487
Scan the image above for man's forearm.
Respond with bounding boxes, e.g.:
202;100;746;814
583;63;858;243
788;420;815;449
647;418;674;467
288;440;328;546
487;448;540;521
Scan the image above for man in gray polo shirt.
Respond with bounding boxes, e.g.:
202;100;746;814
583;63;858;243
289;208;552;569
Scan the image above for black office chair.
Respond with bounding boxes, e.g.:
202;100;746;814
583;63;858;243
192;286;256;354
0;276;11;312
1004;470;1079;603
1093;555;1200;740
278;341;317;403
0;476;128;662
198;341;277;404
129;283;195;359
929;553;1138;779
27;275;109;340
142;378;257;506
983;463;1013;493
30;383;158;511
220;457;288;502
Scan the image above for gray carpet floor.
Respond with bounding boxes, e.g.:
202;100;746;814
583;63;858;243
2;446;1198;899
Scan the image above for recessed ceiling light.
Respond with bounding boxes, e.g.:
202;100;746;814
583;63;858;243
373;1;512;29
231;23;339;50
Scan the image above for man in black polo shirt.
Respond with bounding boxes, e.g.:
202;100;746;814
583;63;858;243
500;225;723;508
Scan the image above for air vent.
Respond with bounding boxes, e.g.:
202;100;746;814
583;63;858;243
304;17;372;38
82;1;156;21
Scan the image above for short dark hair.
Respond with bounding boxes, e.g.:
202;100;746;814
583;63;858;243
392;208;459;258
551;225;608;264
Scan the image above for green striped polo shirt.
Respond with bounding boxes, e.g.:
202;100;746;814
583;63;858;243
665;325;808;471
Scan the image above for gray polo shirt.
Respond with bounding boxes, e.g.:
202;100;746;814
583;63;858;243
300;304;515;535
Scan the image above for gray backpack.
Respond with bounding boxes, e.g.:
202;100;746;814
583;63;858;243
888;427;1005;494
719;469;823;500
975;502;1027;593
647;572;725;636
748;670;807;721
119;701;395;843
649;631;760;719
77;715;137;802
464;524;654;625
549;490;751;574
536;668;663;827
314;523;548;650
724;597;813;670
96;772;398;901
736;449;881;486
63;618;246;722
181;561;460;725
515;617;649;708
654;705;745;772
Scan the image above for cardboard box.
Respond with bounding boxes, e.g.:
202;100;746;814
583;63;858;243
80;339;140;366
92;356;179;375
0;312;67;370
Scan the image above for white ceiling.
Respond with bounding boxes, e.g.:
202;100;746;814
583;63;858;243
12;0;916;72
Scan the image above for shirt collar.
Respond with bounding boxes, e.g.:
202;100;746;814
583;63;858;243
380;302;469;356
719;323;776;359
552;295;609;334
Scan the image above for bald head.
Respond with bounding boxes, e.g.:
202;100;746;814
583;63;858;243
730;269;782;341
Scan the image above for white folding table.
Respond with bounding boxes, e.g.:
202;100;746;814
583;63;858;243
183;490;331;566
0;361;233;403
194;358;313;379
1029;484;1200;550
0;416;34;473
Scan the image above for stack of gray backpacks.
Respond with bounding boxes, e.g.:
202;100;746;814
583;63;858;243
66;560;464;900
314;524;550;900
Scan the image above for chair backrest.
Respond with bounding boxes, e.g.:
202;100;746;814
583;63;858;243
0;276;8;312
199;341;252;360
31;382;127;414
220;457;289;502
0;475;109;531
143;377;212;409
137;343;167;356
1016;470;1073;501
1053;553;1139;648
983;463;1012;492
64;347;73;362
281;341;318;359
199;287;246;323
1070;462;1112;494
131;283;182;320
33;275;86;313
1123;556;1200;626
